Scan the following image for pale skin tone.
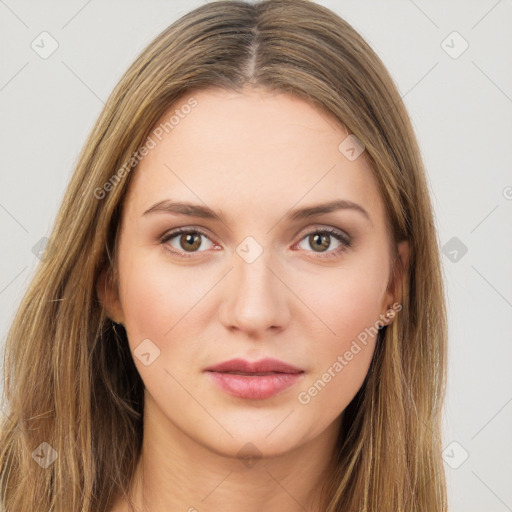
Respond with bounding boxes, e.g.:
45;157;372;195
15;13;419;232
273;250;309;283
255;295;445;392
98;87;409;512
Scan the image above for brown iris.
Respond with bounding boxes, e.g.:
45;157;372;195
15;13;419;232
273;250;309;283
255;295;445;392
309;233;331;252
180;232;202;252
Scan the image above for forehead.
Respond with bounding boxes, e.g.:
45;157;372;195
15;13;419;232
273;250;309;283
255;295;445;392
123;87;386;229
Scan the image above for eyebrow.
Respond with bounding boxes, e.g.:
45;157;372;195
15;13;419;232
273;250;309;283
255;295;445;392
142;199;371;224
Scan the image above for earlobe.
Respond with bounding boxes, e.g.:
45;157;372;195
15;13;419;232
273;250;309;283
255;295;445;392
96;267;124;324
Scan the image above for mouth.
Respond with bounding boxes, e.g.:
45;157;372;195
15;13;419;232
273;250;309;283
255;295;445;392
204;358;305;399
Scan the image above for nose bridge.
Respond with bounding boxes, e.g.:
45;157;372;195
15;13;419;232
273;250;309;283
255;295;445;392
220;237;289;333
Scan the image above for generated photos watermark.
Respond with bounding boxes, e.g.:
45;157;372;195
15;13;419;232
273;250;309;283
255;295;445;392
94;97;198;200
297;301;402;405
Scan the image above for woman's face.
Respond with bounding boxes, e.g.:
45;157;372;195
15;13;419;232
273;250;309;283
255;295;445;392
100;87;407;459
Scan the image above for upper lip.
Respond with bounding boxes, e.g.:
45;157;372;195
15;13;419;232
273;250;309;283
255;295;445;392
205;358;304;374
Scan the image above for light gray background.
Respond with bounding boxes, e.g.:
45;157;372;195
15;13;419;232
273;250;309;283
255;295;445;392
1;1;511;511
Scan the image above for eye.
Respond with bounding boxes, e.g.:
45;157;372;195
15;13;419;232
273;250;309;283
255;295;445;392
294;227;352;259
160;228;216;258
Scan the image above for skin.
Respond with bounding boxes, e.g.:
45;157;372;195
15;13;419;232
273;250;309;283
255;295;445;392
98;87;409;512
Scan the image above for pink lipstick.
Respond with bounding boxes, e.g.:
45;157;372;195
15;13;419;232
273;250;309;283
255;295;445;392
204;358;305;400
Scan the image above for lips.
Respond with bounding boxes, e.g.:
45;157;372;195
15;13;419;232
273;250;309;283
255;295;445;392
204;358;305;400
204;357;304;375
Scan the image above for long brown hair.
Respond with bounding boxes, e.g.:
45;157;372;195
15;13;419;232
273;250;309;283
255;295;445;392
0;1;448;510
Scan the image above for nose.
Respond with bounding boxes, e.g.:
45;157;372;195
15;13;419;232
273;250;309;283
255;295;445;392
218;251;291;337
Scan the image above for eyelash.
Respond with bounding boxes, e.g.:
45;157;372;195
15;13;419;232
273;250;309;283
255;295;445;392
159;226;352;260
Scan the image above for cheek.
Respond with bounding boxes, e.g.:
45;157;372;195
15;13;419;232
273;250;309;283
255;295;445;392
117;256;204;405
294;257;385;414
120;259;174;342
296;298;379;421
301;254;386;343
117;252;213;364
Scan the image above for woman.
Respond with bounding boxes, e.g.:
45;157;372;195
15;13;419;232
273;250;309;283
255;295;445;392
0;1;448;511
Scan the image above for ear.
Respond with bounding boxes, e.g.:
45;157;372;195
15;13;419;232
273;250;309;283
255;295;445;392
382;239;410;315
96;266;124;324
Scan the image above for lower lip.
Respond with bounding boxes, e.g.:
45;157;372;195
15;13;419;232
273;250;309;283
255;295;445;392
206;371;304;399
